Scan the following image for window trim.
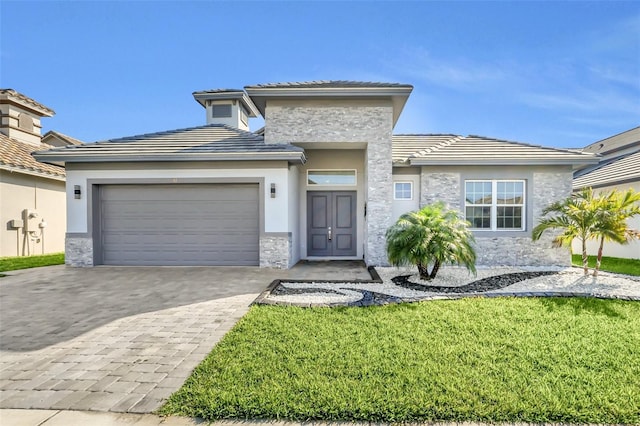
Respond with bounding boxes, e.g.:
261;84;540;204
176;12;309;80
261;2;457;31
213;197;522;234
465;179;526;231
307;169;357;186
393;181;413;200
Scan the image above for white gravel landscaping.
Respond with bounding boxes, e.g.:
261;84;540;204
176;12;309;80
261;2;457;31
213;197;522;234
260;266;640;306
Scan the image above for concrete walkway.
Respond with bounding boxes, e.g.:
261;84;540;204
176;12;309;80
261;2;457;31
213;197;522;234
0;262;370;415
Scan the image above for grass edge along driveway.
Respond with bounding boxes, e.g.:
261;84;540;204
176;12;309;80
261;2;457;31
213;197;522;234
161;297;640;424
0;253;64;273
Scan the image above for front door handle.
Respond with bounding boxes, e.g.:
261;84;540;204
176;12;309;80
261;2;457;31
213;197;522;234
328;227;332;241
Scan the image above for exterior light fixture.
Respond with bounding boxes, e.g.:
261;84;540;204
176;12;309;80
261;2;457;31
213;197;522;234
270;183;276;198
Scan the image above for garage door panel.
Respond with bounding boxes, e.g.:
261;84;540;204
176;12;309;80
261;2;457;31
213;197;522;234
100;184;259;266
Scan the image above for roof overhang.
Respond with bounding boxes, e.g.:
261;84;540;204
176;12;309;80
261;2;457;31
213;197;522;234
33;150;306;166
192;90;260;118
245;85;413;127
0;163;65;181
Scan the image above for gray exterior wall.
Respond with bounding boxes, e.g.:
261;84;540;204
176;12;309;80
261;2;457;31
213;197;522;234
264;99;394;266
419;165;573;266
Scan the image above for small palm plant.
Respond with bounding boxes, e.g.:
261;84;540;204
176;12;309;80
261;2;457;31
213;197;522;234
386;202;476;281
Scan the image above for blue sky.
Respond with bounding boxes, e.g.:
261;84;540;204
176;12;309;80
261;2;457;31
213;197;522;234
1;1;638;148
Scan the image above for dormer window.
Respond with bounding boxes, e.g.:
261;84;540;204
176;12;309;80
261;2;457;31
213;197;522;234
211;104;232;118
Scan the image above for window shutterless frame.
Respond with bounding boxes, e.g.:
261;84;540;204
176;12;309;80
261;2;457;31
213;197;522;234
307;170;357;186
393;181;413;200
465;179;526;231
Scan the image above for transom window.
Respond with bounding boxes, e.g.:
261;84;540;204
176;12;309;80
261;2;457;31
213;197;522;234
394;182;413;200
307;170;356;186
465;180;525;231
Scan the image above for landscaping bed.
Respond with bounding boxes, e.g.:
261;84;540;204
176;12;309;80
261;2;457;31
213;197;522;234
161;297;640;423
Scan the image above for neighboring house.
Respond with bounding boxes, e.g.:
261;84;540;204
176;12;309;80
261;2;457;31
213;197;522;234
572;127;640;259
42;130;84;148
34;81;598;268
0;89;70;257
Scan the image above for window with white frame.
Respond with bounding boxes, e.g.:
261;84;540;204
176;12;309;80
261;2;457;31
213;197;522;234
394;182;413;200
465;180;525;231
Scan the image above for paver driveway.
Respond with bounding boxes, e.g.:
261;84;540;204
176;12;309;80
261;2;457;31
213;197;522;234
0;265;290;414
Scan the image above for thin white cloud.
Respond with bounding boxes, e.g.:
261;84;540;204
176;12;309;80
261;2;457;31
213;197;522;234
388;47;510;91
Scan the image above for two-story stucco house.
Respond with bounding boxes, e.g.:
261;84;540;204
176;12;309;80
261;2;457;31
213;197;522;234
34;81;598;268
573;126;640;259
0;89;74;257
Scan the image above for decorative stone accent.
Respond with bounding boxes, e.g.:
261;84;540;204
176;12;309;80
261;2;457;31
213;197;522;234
260;233;292;269
65;235;93;267
473;236;569;266
265;101;394;267
265;104;393;145
420;171;461;209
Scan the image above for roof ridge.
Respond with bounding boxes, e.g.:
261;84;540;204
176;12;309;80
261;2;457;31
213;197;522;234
410;135;462;158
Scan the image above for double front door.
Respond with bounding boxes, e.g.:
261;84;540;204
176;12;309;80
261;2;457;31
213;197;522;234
307;191;357;257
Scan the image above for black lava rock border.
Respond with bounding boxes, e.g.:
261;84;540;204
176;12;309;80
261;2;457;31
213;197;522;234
391;271;559;294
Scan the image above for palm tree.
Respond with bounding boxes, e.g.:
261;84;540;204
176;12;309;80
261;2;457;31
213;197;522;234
532;188;640;276
591;189;640;276
385;202;476;280
532;188;600;276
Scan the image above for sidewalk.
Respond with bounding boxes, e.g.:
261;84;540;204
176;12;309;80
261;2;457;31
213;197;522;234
0;409;203;425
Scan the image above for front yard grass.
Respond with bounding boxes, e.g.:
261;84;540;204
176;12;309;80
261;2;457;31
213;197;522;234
572;254;640;276
161;297;640;423
0;253;64;273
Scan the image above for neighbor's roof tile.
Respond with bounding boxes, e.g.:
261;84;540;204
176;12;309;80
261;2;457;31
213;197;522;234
0;134;65;179
573;151;640;189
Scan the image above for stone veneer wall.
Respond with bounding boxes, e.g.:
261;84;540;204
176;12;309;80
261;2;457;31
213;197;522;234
420;169;573;267
260;233;292;269
264;101;394;266
65;235;93;267
420;171;461;209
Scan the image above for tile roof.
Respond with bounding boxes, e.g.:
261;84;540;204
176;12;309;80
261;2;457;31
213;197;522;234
573;151;640;189
245;80;413;89
34;124;305;165
0;134;65;180
392;134;598;166
42;130;84;146
0;89;55;116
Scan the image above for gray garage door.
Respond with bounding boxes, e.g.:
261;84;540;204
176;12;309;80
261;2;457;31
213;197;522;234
99;184;259;266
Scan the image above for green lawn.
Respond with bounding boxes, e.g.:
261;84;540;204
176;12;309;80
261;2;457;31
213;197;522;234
0;253;65;273
572;254;640;276
161;298;640;423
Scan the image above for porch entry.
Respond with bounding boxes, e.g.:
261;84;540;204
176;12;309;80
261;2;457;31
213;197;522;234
307;191;357;256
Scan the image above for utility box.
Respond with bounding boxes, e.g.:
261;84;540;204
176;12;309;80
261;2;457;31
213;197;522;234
9;219;24;229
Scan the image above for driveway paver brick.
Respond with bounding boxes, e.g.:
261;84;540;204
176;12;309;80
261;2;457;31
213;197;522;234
1;261;370;415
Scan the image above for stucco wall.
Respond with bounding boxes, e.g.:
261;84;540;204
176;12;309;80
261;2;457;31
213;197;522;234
296;149;365;260
419;165;573;266
0;170;66;257
571;181;640;259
